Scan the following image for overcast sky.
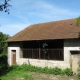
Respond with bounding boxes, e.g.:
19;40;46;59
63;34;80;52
0;0;80;36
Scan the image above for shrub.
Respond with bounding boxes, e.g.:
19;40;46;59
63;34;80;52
0;54;9;75
52;67;63;75
77;61;80;79
4;63;73;77
63;68;73;76
18;64;73;76
22;64;73;76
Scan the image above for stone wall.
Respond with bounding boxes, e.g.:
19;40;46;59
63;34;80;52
17;58;69;69
64;39;80;73
8;42;20;65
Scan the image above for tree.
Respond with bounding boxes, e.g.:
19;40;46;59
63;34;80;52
0;32;10;76
0;32;10;54
76;16;80;26
0;0;11;14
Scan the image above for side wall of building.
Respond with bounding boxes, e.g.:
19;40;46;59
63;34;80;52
64;39;80;73
8;39;80;71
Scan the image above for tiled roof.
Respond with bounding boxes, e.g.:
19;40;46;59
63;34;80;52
6;18;80;42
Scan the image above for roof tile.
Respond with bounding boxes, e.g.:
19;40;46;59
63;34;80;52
6;18;80;42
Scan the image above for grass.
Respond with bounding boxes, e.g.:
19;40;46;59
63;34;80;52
1;70;32;80
0;64;78;80
0;65;33;80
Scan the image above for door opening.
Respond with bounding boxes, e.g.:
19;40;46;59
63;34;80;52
70;51;80;74
12;50;16;65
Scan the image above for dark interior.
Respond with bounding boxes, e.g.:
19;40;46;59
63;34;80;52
23;39;63;49
21;39;64;60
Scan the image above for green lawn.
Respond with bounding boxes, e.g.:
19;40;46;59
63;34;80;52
0;70;32;80
0;64;79;80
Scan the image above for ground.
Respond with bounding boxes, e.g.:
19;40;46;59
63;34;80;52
1;71;78;80
28;72;78;80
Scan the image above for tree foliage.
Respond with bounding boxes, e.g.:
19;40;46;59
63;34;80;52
0;32;10;54
0;0;11;14
0;32;10;76
76;16;80;26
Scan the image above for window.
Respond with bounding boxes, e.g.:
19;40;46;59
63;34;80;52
21;40;64;60
21;49;64;60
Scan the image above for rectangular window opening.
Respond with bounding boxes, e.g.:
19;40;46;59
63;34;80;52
20;40;64;61
20;49;64;61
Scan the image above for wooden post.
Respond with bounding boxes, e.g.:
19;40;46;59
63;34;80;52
39;42;40;59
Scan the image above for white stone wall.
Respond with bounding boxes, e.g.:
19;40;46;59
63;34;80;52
17;58;68;69
8;42;20;65
64;39;80;73
64;39;80;63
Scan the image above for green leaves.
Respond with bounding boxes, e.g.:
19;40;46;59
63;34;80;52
0;32;10;54
0;0;11;14
77;61;80;79
76;17;80;26
0;54;8;76
10;64;73;76
63;68;73;76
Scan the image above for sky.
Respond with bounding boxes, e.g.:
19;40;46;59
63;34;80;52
0;0;80;36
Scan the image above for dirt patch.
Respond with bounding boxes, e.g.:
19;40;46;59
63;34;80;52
28;72;78;80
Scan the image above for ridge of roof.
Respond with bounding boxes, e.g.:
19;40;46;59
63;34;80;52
30;18;76;26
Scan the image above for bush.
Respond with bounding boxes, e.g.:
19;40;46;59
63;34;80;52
3;63;73;77
77;61;80;79
63;68;73;76
0;54;9;75
12;64;73;76
52;67;63;75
